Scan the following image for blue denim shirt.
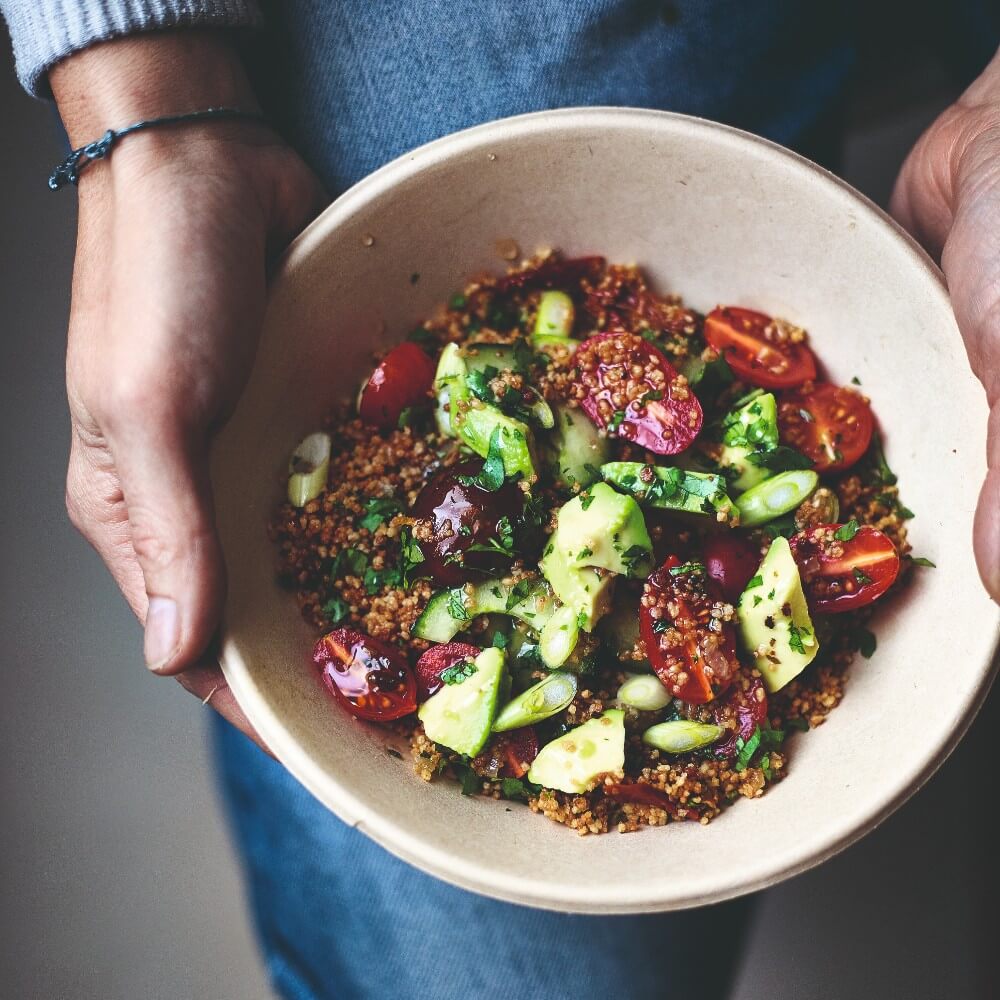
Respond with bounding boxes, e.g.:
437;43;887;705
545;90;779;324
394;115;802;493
254;0;856;193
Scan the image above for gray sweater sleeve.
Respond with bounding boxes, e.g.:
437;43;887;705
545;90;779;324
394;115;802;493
0;0;261;98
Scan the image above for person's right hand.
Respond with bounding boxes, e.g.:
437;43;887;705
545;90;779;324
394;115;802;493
52;32;325;745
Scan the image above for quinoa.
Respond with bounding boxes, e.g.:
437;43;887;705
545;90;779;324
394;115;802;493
271;251;917;835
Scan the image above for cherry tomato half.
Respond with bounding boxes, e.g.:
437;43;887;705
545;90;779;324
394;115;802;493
575;332;703;455
473;727;540;779
704;306;816;389
639;556;740;704
778;382;874;473
314;629;417;721
414;641;481;702
702;533;761;604
710;673;768;760
790;523;900;613
358;342;436;431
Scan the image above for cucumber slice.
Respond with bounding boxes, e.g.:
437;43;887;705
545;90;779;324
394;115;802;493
434;342;467;437
492;670;578;733
412;578;558;643
546;404;610;491
463;343;554;429
601;462;737;521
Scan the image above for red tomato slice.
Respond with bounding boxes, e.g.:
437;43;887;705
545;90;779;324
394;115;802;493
639;556;741;704
702;533;761;604
314;629;417;721
494;255;605;292
414;642;480;702
778;382;874;472
358;342;436;431
575;332;703;454
710;673;768;760
704;306;816;389
790;524;900;613
473;727;540;779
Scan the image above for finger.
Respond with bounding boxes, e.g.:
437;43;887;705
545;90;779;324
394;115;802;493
107;409;226;676
974;404;1000;603
175;659;273;757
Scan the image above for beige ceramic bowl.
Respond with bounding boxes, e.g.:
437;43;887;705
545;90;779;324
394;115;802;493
214;108;999;913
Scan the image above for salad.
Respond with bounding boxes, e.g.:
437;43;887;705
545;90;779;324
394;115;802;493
270;253;928;835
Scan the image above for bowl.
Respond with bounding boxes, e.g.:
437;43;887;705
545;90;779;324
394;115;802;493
213;108;1000;913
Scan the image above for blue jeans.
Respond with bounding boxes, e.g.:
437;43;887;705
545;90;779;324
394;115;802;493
214;719;757;999
227;4;854;996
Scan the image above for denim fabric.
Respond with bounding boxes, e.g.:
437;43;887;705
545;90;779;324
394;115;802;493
251;0;856;195
214;717;757;1000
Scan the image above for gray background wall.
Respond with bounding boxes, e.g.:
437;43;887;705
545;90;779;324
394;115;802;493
1;34;996;1000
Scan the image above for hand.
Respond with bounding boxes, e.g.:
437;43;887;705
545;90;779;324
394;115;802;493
891;47;1000;603
53;32;325;745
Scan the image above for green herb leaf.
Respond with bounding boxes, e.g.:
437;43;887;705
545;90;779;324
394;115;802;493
457;426;507;492
911;556;936;568
505;579;535;612
785;717;810;732
500;777;532;801
440;660;478;685
745;575;763;590
398;526;426;587
788;623;807;655
853;627;877;659
734;727;762;772
835;519;860;542
746;446;814;472
580;491;595;511
452;760;481;796
492;631;509;649
577;546;594;561
608;410;626;434
449;292;467;310
447;590;470;620
852;567;873;585
669;561;705;577
322;596;349;626
359;497;403;532
331;547;369;579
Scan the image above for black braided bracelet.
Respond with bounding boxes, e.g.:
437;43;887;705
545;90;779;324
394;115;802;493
48;106;268;191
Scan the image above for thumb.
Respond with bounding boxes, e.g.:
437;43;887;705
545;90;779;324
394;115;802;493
112;414;225;675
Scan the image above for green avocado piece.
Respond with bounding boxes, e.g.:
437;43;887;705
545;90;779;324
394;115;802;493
548;483;653;577
527;709;626;793
538;553;614;632
716;390;779;492
600;462;737;522
737;536;819;692
417;646;506;757
545;404;611;491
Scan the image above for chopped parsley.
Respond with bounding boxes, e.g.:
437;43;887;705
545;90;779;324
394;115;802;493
851;375;861;385
448;292;467;310
733;728;762;772
457;426;507;492
580;491;595;511
862;430;898;487
359;497;403;532
853;567;873;585
451;760;481;796
500;777;539;801
669;560;705;577
492;630;509;649
911;556;936;568
652;617;673;634
505;578;535;612
577;546;594;561
440;660;478;685
852;626;877;659
621;544;650;573
788;622;809;654
746;446;814;472
398;526;426;586
835;519;860;542
745;575;764;590
785;717;810;732
322;595;349;625
467;514;516;558
447;590;470;620
608;410;626;433
331;547;369;579
576;612;589;629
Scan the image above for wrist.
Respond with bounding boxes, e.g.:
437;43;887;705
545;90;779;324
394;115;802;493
51;29;260;148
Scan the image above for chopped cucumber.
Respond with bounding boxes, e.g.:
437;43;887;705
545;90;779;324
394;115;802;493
492;670;578;733
617;674;672;711
418;647;506;757
412;578;557;643
642;720;724;753
716;391;779;492
601;462;737;522
433;343;467;437
736;469;819;527
545;404;611;491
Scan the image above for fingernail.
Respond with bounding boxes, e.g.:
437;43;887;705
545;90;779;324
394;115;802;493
145;596;180;672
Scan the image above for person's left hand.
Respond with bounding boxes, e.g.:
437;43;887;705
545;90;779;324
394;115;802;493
891;47;1000;604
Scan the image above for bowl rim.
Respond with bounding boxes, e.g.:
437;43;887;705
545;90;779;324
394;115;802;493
219;106;1000;912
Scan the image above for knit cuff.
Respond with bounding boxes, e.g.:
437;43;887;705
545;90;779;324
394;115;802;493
0;0;262;98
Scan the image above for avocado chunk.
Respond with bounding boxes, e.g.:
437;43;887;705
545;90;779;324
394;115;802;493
601;462;737;523
527;709;626;793
548;483;653;578
545;404;611;491
716;390;779;492
737;537;819;692
417;646;506;757
538;554;614;632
